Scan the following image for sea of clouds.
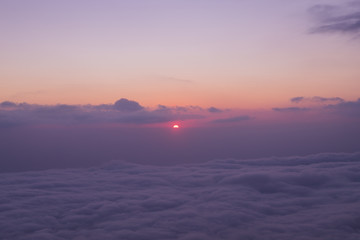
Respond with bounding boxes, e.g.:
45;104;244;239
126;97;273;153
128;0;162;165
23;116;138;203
1;152;360;240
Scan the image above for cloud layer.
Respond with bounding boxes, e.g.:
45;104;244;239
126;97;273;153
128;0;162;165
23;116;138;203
1;96;359;128
1;152;360;240
0;98;205;128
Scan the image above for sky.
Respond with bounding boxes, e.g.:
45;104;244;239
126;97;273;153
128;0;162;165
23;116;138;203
1;1;360;239
1;0;360;108
1;0;360;172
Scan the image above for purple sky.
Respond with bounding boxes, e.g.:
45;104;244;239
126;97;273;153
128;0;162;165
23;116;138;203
1;0;360;107
1;1;360;239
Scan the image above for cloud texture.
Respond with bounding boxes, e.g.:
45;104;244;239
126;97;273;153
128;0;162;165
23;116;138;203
1;152;360;240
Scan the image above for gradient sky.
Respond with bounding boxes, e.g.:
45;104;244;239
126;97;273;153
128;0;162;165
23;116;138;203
1;0;360;108
1;0;360;172
2;3;360;240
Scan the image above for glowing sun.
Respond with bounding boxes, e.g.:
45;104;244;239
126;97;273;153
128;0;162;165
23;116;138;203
172;124;180;129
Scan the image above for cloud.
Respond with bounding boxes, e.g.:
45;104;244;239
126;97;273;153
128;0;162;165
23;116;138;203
0;101;17;108
312;96;344;103
0;98;204;128
211;115;251;123
113;98;144;112
290;97;304;103
207;107;223;113
326;98;360;117
310;2;360;35
290;96;344;103
272;107;310;112
1;152;360;239
275;97;360;118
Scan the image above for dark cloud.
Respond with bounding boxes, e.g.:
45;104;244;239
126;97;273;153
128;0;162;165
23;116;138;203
290;96;344;103
1;152;360;239
326;98;360;117
310;2;360;35
274;97;360;118
211;115;251;123
272;107;309;112
207;107;223;113
290;97;304;103
312;96;344;102
113;98;144;112
0;101;17;108
0;98;204;127
278;97;360;117
115;111;204;124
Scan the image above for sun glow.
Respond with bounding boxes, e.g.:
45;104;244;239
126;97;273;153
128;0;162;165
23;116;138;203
173;124;179;129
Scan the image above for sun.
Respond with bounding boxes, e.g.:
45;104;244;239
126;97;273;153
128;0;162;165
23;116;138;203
172;124;180;129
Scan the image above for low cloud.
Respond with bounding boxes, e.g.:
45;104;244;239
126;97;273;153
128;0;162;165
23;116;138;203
113;98;144;112
0;99;204;127
290;97;304;103
1;152;360;239
290;96;344;104
326;98;360;117
272;107;310;112
0;101;17;108
207;107;223;113
310;2;360;35
275;97;360;118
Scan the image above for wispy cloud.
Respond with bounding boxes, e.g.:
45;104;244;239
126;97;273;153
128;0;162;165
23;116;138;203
309;1;360;35
272;107;310;112
290;97;305;103
290;96;344;104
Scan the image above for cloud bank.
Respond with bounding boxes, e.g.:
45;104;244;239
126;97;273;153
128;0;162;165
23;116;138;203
1;96;359;128
1;152;360;239
273;97;360;117
0;98;206;128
